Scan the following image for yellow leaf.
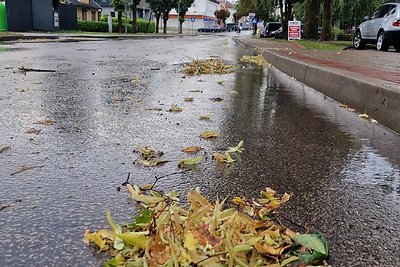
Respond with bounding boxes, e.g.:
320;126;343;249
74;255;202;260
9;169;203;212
84;230;109;252
184;97;194;102
34;118;55;125
224;152;236;164
126;184;163;204
201;131;219;139
359;113;369;119
217;80;225;85
346;107;357;112
116;232;149;249
170;104;183;112
25;128;41;134
199;114;212;120
184;232;197;251
339;103;348;108
139;159;169;167
254;242;281;255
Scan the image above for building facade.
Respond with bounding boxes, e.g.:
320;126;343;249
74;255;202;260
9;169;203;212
169;0;220;31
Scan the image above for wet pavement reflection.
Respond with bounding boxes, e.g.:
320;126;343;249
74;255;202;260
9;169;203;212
0;36;399;266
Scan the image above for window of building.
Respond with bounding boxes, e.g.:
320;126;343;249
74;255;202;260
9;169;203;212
82;9;87;20
92;11;96;21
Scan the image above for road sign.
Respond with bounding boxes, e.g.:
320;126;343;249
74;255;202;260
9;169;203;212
189;17;195;22
288;20;301;40
203;18;208;22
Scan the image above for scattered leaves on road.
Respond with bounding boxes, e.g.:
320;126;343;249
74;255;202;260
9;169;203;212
84;185;329;266
183;59;236;75
201;131;220;139
240;55;267;66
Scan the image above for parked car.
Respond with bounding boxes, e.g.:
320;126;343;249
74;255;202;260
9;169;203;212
353;2;400;51
197;25;225;33
260;22;282;38
226;23;238;32
241;22;252;30
270;26;283;38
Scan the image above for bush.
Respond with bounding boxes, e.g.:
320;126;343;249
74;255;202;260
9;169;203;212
78;19;155;33
332;25;344;40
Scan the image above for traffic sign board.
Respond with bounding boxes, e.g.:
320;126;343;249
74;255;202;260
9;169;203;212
288;21;301;40
189;17;195;22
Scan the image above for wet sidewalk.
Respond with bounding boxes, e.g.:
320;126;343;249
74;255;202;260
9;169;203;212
235;36;400;134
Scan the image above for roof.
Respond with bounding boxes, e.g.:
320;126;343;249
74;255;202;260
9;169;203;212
68;0;102;9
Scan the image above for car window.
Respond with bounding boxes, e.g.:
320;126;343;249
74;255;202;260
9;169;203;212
385;5;397;17
376;5;391;18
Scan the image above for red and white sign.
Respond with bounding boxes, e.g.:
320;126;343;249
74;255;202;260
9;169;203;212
288;21;301;40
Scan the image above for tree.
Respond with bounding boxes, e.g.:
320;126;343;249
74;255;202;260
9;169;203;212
113;0;125;33
130;0;141;34
303;0;320;39
146;0;163;33
233;12;240;23
177;0;194;34
320;0;332;41
161;0;178;34
214;9;230;26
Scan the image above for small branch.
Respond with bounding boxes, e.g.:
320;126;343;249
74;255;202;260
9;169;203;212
11;165;44;176
0;204;10;212
122;172;131;186
18;66;56;73
194;252;227;266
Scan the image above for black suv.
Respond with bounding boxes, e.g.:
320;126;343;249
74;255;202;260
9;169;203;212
260;22;282;38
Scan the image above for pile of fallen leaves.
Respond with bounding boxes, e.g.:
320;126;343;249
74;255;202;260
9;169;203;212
84;185;329;267
183;59;236;75
240;55;267;67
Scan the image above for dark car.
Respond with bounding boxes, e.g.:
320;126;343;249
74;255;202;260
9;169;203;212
226;23;238;32
260;22;282;38
197;25;224;33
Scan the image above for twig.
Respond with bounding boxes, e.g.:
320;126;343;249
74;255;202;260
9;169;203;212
122;172;131;186
277;212;307;230
150;169;191;189
10;165;44;176
0;204;10;212
18;66;56;73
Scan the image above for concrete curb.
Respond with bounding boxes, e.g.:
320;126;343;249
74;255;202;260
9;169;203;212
234;38;400;134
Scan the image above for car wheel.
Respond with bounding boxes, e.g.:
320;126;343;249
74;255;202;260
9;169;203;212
394;43;400;52
353;31;365;50
376;32;389;51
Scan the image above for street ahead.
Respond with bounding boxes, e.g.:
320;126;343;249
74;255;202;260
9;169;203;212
0;35;399;266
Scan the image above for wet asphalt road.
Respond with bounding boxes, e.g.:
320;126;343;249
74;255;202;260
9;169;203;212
0;34;399;267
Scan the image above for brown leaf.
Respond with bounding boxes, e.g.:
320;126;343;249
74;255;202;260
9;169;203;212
34;118;55;125
184;97;194;102
198;223;221;246
347;108;357;112
182;146;203;153
149;234;169;266
209;97;223;102
0;145;11;154
25;128;41;134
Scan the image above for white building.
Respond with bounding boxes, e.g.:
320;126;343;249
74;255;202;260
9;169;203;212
169;0;220;31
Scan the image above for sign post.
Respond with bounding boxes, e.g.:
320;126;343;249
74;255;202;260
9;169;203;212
189;17;195;34
288;20;301;40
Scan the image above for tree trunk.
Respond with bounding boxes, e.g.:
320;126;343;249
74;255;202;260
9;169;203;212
131;5;138;34
163;18;167;34
179;20;183;34
118;11;122;33
304;0;321;39
155;14;160;33
320;0;332;41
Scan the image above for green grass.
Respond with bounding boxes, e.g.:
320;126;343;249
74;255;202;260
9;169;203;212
295;39;353;51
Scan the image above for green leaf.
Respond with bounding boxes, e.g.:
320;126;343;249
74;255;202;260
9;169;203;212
106;210;124;250
178;156;203;168
296;251;326;265
129;209;153;230
293;232;328;256
281;256;300;266
104;256;125;267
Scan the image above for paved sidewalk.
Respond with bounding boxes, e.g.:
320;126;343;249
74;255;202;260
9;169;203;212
235;36;400;134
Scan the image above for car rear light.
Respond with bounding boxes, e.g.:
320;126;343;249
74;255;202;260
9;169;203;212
393;19;400;27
